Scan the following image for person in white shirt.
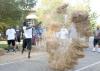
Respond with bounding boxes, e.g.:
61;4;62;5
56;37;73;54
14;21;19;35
6;26;16;52
56;26;69;47
22;21;33;58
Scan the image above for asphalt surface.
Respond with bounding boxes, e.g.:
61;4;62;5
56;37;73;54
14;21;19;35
0;48;100;71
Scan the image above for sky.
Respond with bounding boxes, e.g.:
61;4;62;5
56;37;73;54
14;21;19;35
89;0;100;24
90;0;100;15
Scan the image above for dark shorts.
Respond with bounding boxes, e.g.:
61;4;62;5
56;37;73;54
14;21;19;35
23;38;32;50
7;40;15;46
16;36;21;42
94;38;100;47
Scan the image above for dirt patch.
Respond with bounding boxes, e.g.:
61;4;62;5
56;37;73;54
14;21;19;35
0;48;5;56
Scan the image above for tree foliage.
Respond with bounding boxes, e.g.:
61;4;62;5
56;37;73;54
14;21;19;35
0;0;37;32
0;0;22;20
16;0;37;10
36;0;63;25
0;0;23;32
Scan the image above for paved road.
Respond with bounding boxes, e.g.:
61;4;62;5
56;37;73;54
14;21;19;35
0;48;100;71
75;48;100;71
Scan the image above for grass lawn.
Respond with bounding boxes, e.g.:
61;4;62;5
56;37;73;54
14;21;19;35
0;44;8;49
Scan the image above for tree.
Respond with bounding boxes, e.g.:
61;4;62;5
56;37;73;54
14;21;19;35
15;0;37;26
0;0;22;26
16;0;37;10
0;0;37;32
0;0;22;19
36;0;63;25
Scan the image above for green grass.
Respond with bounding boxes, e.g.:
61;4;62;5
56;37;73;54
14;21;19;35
0;44;8;49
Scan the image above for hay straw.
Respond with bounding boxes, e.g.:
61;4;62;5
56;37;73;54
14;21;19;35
45;8;90;71
47;37;88;71
57;4;68;14
71;11;91;37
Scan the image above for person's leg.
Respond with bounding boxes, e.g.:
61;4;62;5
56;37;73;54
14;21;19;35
16;36;21;51
18;37;21;50
16;41;19;50
12;40;16;52
22;39;27;54
97;40;100;52
94;38;98;47
6;40;11;52
27;38;32;58
15;37;18;50
93;38;98;51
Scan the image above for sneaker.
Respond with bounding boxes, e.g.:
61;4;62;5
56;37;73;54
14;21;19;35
21;48;25;54
28;50;31;59
28;55;31;59
92;48;96;52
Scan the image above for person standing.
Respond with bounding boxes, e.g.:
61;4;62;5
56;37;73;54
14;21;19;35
35;22;43;47
22;21;33;58
15;26;21;50
6;26;16;52
56;26;69;48
93;27;100;52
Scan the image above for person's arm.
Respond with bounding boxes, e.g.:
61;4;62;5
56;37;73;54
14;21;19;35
14;29;16;39
6;30;8;39
26;24;33;30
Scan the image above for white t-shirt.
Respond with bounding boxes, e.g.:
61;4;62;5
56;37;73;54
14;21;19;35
23;26;32;38
6;28;16;40
56;28;69;39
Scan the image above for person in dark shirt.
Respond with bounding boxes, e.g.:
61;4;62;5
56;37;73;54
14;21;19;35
93;27;100;51
16;26;21;50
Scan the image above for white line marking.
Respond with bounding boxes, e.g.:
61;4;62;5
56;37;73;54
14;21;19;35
75;61;100;71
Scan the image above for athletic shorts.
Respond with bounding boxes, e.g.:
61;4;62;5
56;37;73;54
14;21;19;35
7;40;15;46
23;38;32;50
16;36;21;42
94;38;100;47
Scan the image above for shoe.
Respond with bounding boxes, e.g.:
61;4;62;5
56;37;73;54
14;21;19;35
21;50;24;54
28;51;31;59
28;55;31;59
21;48;25;54
12;48;16;53
92;48;96;52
